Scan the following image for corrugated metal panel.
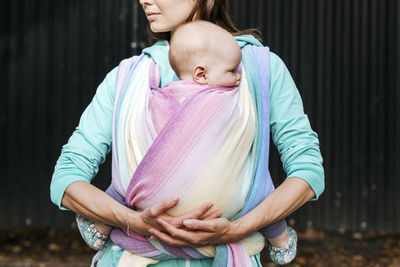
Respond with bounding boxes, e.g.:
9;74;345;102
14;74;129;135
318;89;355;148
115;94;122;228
1;0;135;228
1;0;398;232
252;0;399;233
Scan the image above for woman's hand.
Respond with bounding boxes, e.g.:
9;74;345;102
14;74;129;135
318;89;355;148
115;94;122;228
147;217;245;247
147;178;315;247
130;197;222;236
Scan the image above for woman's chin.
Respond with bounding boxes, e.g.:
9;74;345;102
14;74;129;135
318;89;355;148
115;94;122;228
149;24;170;33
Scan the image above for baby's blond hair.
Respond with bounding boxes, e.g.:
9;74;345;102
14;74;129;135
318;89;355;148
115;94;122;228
169;20;240;78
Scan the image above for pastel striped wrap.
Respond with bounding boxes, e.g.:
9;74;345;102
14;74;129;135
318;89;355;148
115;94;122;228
108;45;285;267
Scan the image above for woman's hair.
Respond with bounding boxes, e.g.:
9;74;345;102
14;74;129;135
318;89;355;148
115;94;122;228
148;0;262;42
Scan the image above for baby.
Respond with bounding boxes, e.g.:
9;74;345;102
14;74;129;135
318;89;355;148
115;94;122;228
76;20;297;265
169;20;242;88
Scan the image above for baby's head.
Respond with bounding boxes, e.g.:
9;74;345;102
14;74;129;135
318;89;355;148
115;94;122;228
169;20;242;87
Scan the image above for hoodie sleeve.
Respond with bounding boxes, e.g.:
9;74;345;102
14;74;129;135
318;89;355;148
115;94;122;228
269;52;325;200
50;67;118;210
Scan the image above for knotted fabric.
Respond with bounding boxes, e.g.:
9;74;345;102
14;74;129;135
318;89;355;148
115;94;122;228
106;45;286;267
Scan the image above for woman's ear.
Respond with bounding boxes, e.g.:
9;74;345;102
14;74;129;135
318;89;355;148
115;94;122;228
193;65;207;84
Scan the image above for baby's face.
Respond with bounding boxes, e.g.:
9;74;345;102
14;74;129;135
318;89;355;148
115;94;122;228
205;44;242;87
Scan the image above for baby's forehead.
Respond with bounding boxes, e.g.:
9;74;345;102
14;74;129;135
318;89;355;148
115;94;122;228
170;21;242;68
174;21;240;51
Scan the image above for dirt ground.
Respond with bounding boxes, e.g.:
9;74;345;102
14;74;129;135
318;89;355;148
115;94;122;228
1;228;400;267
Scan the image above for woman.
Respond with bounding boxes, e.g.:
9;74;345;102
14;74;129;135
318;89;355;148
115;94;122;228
50;0;324;266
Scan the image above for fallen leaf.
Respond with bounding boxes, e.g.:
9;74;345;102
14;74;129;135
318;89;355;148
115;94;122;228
296;257;306;265
352;255;363;261
48;243;60;251
11;246;22;253
299;228;326;240
352;232;363;240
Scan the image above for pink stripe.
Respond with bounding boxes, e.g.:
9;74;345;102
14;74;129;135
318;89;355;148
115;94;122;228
229;242;253;267
126;84;237;209
227;244;234;266
147;92;239;207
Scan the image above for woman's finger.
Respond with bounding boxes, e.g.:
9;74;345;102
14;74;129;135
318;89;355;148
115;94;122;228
157;218;211;246
202;210;222;220
177;203;214;221
183;218;228;232
148;228;192;247
147;197;179;217
163;203;214;227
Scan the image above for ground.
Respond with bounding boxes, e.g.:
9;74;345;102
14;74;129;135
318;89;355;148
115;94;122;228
1;228;400;267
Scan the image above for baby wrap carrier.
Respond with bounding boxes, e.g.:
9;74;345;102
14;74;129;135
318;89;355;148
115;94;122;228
103;44;286;267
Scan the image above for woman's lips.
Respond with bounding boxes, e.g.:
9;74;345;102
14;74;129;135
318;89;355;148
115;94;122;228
146;12;160;21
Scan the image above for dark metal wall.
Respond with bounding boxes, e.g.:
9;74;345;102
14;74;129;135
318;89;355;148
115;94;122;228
1;0;398;232
1;0;136;228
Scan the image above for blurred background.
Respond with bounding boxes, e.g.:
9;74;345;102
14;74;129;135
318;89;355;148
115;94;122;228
1;0;399;266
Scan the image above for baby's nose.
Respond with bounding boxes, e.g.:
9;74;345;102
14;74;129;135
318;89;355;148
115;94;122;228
236;73;241;85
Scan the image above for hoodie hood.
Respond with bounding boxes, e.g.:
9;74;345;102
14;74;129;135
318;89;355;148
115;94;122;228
234;34;263;48
142;34;263;87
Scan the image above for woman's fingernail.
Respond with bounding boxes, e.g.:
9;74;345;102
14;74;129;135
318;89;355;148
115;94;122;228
183;220;193;227
171;197;179;203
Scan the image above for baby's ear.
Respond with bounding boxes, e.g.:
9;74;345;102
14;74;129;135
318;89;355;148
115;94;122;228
193;65;207;85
